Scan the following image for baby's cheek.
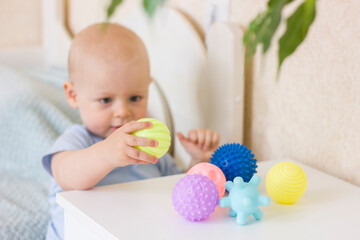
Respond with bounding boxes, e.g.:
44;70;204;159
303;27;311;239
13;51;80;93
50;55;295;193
82;111;109;136
133;108;148;120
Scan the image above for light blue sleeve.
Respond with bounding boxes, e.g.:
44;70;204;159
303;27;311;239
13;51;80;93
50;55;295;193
156;153;184;176
41;125;97;176
42;124;183;177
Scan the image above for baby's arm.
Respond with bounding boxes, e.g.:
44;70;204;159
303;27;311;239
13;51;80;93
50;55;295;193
51;121;158;190
177;128;220;172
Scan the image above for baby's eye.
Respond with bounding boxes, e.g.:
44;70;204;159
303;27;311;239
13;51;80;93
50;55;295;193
100;98;112;104
130;96;142;102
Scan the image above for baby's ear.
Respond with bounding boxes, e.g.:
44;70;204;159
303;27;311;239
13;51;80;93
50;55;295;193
63;81;78;108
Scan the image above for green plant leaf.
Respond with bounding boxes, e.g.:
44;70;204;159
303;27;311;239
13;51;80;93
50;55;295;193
143;0;166;18
278;0;316;70
243;0;293;64
107;0;124;20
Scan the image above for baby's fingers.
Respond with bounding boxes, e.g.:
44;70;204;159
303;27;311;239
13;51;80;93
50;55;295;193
211;132;220;148
126;157;154;165
195;129;206;147
176;132;187;143
188;130;198;143
122;121;153;134
203;129;213;150
126;135;158;148
126;146;158;163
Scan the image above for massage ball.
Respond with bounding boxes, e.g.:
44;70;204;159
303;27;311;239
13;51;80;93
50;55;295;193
219;175;270;225
187;163;226;198
172;174;219;221
210;143;257;182
266;161;307;204
131;118;171;158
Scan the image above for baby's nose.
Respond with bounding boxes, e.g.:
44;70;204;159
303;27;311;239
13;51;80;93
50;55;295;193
113;103;130;118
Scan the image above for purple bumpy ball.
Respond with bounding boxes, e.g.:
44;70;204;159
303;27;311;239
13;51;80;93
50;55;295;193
210;143;257;182
172;174;219;221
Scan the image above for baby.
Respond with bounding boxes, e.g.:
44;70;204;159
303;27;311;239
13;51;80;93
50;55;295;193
42;23;219;240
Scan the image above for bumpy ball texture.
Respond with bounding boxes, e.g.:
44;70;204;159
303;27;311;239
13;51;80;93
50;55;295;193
187;163;226;198
219;175;270;225
131;118;171;158
210;143;257;182
266;161;307;204
172;174;219;221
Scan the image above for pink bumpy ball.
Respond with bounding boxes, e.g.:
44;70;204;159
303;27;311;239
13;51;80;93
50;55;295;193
172;174;219;221
187;163;226;198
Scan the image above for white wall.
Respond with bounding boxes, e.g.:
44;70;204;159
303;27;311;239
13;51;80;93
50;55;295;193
235;0;360;186
0;0;42;49
169;0;360;187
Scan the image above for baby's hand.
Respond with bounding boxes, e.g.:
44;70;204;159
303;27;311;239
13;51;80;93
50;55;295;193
177;128;220;164
102;121;158;168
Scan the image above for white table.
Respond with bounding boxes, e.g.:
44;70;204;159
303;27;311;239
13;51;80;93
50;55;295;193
57;160;360;240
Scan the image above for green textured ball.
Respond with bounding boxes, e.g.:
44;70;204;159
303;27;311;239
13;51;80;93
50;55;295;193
132;118;171;158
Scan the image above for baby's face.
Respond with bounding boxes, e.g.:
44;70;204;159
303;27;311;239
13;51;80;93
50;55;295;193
73;59;151;139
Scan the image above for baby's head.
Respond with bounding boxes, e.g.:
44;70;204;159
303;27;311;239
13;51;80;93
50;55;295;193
64;23;152;138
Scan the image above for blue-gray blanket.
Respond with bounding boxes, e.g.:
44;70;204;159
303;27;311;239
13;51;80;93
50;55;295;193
0;65;81;239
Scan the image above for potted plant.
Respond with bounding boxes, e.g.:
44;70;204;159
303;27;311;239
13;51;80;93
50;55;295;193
107;0;316;79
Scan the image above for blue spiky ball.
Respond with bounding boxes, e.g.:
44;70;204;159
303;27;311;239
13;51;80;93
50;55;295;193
210;143;257;182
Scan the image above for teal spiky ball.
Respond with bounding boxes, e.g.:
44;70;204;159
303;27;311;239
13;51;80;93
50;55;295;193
210;143;257;182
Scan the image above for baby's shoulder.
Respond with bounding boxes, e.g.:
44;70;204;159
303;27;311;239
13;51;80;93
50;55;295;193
56;124;101;148
63;124;88;134
61;124;89;139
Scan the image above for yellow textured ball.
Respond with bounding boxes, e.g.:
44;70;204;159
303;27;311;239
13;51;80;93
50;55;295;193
131;118;171;158
266;161;307;204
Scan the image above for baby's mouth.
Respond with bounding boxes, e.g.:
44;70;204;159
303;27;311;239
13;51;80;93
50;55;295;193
111;121;129;131
111;126;121;131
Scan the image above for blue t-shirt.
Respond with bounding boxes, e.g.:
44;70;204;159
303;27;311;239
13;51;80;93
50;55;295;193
42;125;182;240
